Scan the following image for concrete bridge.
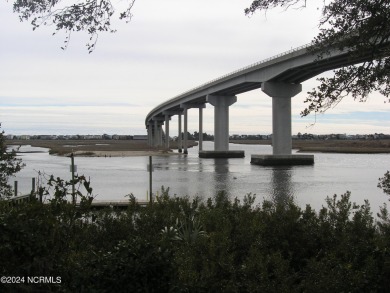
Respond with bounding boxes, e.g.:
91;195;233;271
145;42;384;165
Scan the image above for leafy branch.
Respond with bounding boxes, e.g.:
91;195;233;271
35;171;95;207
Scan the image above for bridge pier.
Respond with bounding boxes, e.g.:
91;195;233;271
199;107;204;151
180;104;189;154
152;118;164;147
147;122;153;146
251;82;313;166
178;113;182;153
162;113;172;149
180;104;205;155
163;110;183;152
200;95;244;158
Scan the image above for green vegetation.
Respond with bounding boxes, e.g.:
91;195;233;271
0;125;24;198
1;186;390;292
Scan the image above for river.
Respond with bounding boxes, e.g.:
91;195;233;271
9;141;390;214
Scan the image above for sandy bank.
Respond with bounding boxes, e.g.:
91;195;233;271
7;139;198;157
73;150;181;157
230;139;390;154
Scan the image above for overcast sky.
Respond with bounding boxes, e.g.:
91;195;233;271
1;0;389;136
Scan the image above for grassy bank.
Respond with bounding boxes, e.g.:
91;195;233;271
7;139;390;155
231;139;390;153
6;139;198;156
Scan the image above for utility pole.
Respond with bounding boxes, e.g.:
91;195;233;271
149;156;153;204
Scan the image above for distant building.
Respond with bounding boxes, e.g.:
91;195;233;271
133;135;148;140
37;135;56;140
83;135;102;140
102;134;112;140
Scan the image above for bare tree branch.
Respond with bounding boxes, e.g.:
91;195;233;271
12;0;136;52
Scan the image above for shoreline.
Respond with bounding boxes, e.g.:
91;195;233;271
7;139;390;155
231;139;390;154
72;150;181;157
6;139;198;157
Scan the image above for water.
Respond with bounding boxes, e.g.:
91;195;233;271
9;142;390;213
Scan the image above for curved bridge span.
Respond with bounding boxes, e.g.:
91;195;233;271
145;42;383;165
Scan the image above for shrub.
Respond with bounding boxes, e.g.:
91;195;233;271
1;189;390;292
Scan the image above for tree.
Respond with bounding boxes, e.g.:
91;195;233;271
245;0;390;116
378;171;390;196
12;0;136;53
0;124;24;198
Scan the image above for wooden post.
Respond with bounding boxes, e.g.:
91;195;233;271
14;181;18;197
31;177;36;193
31;177;36;200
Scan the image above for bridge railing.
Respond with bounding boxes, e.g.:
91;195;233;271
171;42;313;100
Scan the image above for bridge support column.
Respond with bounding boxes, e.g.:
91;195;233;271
147;123;153;146
179;104;206;155
181;105;189;154
152;118;164;147
164;114;171;149
251;82;314;165
159;124;163;146
178;113;182;153
200;95;244;158
199;107;204;151
208;95;236;151
153;120;159;147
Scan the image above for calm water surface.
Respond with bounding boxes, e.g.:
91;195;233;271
11;142;390;213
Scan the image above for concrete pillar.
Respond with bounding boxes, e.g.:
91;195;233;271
261;81;302;155
183;107;188;154
153;119;159;146
206;95;237;151
158;123;163;146
178;113;182;153
164;114;171;149
199;107;203;151
148;123;153;146
152;118;165;147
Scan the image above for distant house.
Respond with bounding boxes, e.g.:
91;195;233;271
38;135;56;140
337;134;347;140
84;135;102;140
133;135;148;140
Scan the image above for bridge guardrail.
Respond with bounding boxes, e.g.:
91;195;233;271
171;42;313;100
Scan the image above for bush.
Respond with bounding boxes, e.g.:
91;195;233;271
1;189;390;292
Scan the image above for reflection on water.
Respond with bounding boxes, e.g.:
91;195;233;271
269;167;294;205
10;142;390;213
213;159;230;197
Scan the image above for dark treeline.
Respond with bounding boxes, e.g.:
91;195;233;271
1;188;390;292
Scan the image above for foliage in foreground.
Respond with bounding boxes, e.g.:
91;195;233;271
1;189;390;292
0;125;24;198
